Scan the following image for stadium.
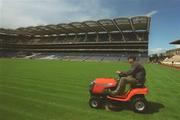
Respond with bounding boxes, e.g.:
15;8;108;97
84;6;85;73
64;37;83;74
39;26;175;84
0;1;180;120
161;40;180;68
0;16;150;61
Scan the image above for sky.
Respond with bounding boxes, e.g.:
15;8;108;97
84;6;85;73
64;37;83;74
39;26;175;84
0;0;180;54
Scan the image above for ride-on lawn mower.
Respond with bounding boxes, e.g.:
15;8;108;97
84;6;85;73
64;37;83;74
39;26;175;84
89;74;148;113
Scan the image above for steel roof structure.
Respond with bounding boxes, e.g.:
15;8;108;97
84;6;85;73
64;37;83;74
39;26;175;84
0;16;150;37
170;39;180;44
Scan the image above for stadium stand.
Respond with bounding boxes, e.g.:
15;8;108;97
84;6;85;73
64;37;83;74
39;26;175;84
160;39;180;68
0;16;151;61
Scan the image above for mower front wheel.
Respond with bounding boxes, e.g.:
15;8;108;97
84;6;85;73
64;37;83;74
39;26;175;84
89;97;102;109
131;97;148;113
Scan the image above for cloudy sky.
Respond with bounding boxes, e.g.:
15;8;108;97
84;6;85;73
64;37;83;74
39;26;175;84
0;0;180;54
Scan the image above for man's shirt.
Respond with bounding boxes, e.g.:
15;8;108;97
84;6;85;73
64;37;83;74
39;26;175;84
124;62;146;83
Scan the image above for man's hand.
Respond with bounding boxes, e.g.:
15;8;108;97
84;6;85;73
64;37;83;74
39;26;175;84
116;70;122;74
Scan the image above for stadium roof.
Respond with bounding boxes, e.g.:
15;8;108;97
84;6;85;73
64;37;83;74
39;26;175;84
170;39;180;44
0;16;151;36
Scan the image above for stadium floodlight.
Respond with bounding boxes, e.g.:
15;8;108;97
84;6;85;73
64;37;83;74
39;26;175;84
83;21;98;27
98;19;118;32
98;19;113;26
58;24;73;29
131;16;148;24
46;25;58;29
113;18;132;31
114;18;130;25
131;16;149;30
70;22;84;28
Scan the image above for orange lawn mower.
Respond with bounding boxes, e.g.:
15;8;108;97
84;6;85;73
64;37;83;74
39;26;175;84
89;74;148;113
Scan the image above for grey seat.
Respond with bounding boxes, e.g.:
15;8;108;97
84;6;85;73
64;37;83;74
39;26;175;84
131;83;145;88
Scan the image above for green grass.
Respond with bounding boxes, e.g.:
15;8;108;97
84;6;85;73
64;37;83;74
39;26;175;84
0;58;180;120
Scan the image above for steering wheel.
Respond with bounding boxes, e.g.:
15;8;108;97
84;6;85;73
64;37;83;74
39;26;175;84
118;72;127;78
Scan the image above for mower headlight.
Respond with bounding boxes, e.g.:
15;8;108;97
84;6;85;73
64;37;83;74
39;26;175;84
90;81;95;85
89;80;95;92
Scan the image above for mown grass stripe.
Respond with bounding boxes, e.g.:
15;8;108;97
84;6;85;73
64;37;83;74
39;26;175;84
0;105;44;120
0;74;90;87
0;84;87;103
0;91;122;119
0;80;87;95
0;76;88;91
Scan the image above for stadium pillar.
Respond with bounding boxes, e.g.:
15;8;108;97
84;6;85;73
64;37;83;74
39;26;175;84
74;34;77;41
96;33;99;42
84;33;87;42
129;19;139;42
108;33;111;42
121;33;126;41
65;34;68;42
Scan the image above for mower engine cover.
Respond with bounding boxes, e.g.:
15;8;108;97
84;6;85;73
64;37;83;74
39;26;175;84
90;78;117;94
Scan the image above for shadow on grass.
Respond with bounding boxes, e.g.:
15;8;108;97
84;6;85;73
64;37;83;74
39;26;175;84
106;101;165;114
143;101;165;114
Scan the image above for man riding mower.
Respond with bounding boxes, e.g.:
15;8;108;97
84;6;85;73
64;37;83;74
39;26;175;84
89;56;148;113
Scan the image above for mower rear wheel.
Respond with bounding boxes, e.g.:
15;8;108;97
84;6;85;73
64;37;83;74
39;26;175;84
89;97;102;109
131;97;148;113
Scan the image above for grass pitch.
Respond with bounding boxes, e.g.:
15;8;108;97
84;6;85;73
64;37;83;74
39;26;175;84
0;58;180;120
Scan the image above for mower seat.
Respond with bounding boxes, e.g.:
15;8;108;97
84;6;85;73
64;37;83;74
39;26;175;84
131;83;145;88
